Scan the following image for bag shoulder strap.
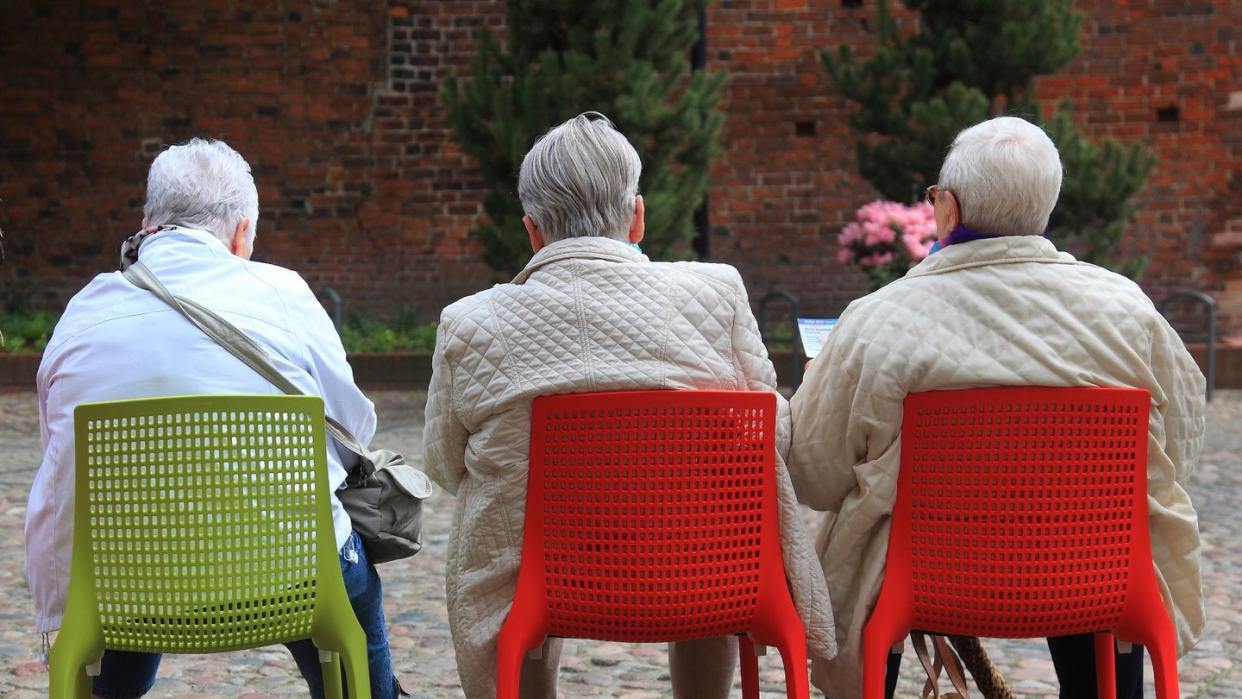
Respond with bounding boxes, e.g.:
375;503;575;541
911;632;970;698
122;261;369;460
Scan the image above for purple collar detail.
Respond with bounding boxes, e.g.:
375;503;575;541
944;225;1003;247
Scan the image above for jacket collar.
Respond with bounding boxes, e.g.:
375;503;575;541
905;234;1081;279
139;227;232;256
511;236;647;284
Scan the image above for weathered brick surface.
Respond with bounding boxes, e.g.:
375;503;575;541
0;1;1238;334
0;1;501;322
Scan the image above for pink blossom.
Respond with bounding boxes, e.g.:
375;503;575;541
838;222;863;246
903;237;934;260
862;221;895;246
859;251;895;268
839;199;938;275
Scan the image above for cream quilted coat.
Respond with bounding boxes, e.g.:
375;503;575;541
789;235;1205;698
425;237;837;698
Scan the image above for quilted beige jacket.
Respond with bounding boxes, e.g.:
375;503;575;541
424;237;837;698
789;235;1205;698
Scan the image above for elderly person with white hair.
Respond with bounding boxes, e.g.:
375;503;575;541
424;111;836;698
789;116;1205;698
25;138;405;698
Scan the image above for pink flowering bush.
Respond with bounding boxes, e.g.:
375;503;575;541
837;200;937;290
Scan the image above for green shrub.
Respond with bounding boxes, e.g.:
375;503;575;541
340;309;437;353
0;311;59;353
0;309;440;355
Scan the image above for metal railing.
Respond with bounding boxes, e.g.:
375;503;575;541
1158;290;1215;401
317;287;343;334
757;290;802;387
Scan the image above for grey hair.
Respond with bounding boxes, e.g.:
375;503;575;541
143;138;259;246
518;111;642;243
938;116;1063;237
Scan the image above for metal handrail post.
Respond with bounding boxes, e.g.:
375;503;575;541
317;287;344;335
757;290;803;387
1157;290;1216;402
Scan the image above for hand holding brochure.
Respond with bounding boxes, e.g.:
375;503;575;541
797;317;838;359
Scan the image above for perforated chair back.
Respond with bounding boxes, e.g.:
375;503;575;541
497;390;809;699
50;395;369;698
862;387;1180;699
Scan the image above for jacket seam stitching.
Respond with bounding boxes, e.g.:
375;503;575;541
568;260;597;391
906;255;1087;279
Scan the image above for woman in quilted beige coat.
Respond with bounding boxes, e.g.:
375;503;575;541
789;117;1205;699
424;112;836;698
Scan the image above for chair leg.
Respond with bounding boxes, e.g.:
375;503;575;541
1128;611;1181;699
1094;632;1116;699
1148;633;1180;699
48;633;102;699
771;626;810;699
48;663;91;699
863;605;909;699
320;650;344;699
739;635;759;699
749;586;811;699
1116;589;1181;699
312;612;371;699
497;616;548;699
339;641;372;699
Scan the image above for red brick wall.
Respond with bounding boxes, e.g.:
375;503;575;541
1034;2;1242;331
0;1;501;321
1;1;1238;335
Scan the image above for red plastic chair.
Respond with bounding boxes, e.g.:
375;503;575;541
863;387;1180;698
497;390;809;698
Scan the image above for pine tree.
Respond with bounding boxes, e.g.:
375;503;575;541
443;0;724;277
823;0;1154;277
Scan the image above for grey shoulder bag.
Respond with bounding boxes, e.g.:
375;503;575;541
123;261;432;564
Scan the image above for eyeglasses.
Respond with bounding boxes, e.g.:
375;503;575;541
925;185;963;219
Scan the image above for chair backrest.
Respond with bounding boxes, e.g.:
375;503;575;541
71;394;336;653
524;390;783;643
894;386;1151;639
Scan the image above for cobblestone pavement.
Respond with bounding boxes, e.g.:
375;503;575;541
2;389;1239;697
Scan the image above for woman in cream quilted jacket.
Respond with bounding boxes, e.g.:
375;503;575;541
424;112;836;698
789;117;1205;699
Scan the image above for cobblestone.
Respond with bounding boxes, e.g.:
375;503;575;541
2;389;1239;697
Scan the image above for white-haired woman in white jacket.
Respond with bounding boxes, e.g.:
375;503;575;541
424;112;836;699
789;117;1205;699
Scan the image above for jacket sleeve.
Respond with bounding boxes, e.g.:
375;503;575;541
1146;308;1207;656
424;319;469;495
786;314;867;512
1151;320;1207;483
288;285;377;463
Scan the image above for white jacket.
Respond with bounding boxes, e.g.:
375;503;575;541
788;235;1205;698
424;236;837;698
26;228;376;633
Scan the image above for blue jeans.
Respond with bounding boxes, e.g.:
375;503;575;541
92;531;398;699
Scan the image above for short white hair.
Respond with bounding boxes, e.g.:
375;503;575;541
143;138;259;246
518;112;641;243
938;116;1062;237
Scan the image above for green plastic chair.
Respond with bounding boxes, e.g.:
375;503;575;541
49;395;370;698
